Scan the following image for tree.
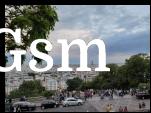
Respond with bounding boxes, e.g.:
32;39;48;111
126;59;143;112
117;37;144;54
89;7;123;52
66;77;83;91
125;53;150;88
117;65;129;89
43;90;55;99
5;5;58;63
138;83;149;92
97;64;119;89
9;80;45;98
80;81;93;91
89;53;150;90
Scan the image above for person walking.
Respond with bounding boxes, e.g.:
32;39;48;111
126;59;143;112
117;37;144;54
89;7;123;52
100;93;104;100
109;104;113;112
106;104;110;112
90;91;93;99
84;91;87;101
123;106;128;112
139;103;142;110
119;106;123;112
142;102;146;109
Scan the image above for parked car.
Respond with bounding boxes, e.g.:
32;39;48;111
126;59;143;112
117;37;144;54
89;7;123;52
12;101;36;111
136;92;150;99
63;97;84;107
41;100;59;109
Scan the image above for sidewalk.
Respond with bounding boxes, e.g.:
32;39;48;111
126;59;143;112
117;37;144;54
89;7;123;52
88;95;150;112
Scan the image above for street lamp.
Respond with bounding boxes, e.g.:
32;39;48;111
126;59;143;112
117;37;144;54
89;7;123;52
84;75;86;83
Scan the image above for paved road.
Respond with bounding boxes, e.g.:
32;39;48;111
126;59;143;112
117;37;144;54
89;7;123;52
34;102;98;112
14;94;150;112
87;95;150;112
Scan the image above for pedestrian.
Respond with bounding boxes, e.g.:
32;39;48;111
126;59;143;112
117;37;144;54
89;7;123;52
123;106;128;112
90;91;93;99
8;98;12;104
72;93;74;97
9;104;12;112
139;103;142;109
93;91;96;95
119;106;123;112
100;94;104;100
84;91;87;101
106;104;110;112
111;91;113;100
109;104;113;112
67;92;69;97
142;102;146;108
51;95;54;100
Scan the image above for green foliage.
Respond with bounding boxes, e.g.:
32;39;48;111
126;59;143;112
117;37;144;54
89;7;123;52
43;90;55;98
80;81;93;91
91;64;119;89
9;53;150;97
125;53;150;87
8;89;22;98
5;5;58;63
66;77;83;91
80;53;150;90
9;80;45;98
138;83;150;92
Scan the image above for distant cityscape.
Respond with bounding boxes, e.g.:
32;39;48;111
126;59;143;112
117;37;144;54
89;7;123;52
5;63;106;95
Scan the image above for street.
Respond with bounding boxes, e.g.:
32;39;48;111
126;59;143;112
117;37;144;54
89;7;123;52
34;102;98;112
32;95;150;112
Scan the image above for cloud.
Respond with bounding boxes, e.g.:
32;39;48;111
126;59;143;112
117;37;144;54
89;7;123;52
6;5;150;65
48;5;150;64
113;28;126;33
107;52;135;64
48;29;95;57
55;5;150;39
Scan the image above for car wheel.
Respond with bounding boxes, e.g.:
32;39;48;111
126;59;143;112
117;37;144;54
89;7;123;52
41;106;45;110
28;107;32;111
65;104;69;107
78;102;81;106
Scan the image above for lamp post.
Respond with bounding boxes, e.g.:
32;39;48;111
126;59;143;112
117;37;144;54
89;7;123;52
84;75;86;83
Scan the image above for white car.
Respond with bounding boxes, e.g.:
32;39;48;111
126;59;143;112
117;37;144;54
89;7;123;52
63;97;84;107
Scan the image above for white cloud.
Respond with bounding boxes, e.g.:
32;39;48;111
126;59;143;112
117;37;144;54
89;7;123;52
107;52;134;64
6;5;150;65
113;28;126;33
48;29;96;58
48;5;150;64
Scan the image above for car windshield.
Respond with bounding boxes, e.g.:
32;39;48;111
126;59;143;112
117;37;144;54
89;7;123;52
66;98;77;101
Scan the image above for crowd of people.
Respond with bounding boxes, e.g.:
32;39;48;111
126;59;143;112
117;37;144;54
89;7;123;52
5;89;149;112
53;89;96;103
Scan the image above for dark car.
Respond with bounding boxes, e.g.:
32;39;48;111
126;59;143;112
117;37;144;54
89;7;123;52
136;92;150;99
12;101;36;111
41;100;59;109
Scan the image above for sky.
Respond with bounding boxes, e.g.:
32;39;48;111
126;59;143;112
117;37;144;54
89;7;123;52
7;5;150;65
49;5;150;64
